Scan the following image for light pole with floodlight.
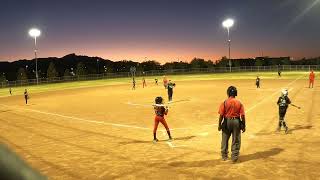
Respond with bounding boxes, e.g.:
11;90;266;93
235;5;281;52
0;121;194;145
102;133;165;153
222;19;234;72
29;28;41;84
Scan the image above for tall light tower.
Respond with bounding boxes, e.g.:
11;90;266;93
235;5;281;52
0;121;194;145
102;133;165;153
222;19;234;72
28;28;41;84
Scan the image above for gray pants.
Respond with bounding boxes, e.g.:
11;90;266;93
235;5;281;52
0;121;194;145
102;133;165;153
221;119;241;160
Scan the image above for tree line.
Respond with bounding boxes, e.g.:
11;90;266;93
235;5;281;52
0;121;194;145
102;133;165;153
0;53;319;82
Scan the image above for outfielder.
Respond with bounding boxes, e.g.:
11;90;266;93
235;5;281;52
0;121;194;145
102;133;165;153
153;96;172;142
309;70;315;88
132;78;136;90
218;86;246;163
24;89;29;104
142;77;147;88
277;89;291;133
256;76;260;88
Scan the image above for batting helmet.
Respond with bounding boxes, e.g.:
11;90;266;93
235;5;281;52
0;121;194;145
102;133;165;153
155;96;163;104
281;89;288;96
227;86;237;97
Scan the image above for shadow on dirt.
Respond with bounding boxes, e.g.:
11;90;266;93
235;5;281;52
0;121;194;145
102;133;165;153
118;135;196;145
167;148;284;167
287;125;312;134
0;110;11;113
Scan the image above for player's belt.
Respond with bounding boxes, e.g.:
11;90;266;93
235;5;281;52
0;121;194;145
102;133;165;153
225;117;240;120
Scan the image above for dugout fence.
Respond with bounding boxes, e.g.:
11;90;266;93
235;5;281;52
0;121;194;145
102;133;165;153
1;65;319;88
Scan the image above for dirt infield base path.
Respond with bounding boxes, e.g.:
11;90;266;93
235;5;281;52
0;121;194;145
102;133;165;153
0;78;319;179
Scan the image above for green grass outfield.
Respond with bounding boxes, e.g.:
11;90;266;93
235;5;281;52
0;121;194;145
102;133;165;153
0;71;309;97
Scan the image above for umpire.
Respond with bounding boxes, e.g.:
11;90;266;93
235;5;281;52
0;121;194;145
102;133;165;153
218;86;246;163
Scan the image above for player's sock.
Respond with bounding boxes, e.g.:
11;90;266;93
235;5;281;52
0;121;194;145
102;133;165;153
167;131;172;139
153;133;157;140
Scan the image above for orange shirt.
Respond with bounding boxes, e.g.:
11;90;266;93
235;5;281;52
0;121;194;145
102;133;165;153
309;72;315;80
218;97;245;118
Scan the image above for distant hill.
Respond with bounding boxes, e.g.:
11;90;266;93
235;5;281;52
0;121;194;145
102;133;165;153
0;53;319;81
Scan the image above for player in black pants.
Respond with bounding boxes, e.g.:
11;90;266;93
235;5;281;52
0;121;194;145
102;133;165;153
256;76;260;88
167;80;176;102
277;89;291;133
24;89;29;104
132;78;136;90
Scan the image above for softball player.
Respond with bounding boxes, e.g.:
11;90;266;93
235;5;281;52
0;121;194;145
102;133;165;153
309;70;315;88
132;78;136;90
153;96;172;142
142;77;147;88
218;86;246;163
277;89;291;133
24;89;29;104
256;76;260;88
163;76;168;89
167;80;176;102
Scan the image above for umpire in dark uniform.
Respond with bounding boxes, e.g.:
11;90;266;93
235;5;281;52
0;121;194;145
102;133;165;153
218;86;246;163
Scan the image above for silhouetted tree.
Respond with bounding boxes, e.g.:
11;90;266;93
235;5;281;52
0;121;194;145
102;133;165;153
16;68;27;81
63;68;71;78
216;56;229;67
47;62;58;78
0;73;6;83
76;62;87;76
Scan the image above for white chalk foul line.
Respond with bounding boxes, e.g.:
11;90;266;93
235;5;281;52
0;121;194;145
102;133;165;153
0;104;150;131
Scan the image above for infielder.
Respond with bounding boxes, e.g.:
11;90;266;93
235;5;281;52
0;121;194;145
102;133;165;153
218;86;246;163
167;80;176;102
163;76;168;89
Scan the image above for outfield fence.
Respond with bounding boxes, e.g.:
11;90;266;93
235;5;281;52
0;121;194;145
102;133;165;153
1;65;319;88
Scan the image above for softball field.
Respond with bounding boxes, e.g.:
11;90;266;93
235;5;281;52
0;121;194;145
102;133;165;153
0;72;319;179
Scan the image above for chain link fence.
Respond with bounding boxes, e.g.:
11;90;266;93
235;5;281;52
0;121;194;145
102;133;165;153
1;65;319;88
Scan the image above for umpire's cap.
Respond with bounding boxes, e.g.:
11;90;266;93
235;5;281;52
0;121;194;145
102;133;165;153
155;96;163;104
227;86;237;97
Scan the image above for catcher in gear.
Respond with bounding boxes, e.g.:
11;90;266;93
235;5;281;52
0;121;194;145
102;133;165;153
277;89;291;133
218;86;246;163
153;96;172;142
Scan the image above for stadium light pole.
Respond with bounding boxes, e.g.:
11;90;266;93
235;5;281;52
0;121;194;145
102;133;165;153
29;28;41;84
222;19;234;72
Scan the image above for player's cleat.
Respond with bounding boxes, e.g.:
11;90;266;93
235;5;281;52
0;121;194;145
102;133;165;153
222;157;228;161
153;139;159;143
232;158;238;163
276;127;281;132
168;137;173;142
285;127;289;134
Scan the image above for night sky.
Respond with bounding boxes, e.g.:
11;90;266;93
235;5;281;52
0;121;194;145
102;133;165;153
0;0;319;63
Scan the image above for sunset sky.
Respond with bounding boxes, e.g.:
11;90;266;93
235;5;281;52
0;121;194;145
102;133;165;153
0;0;319;63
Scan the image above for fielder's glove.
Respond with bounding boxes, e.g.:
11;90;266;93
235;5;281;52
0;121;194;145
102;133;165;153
218;123;222;131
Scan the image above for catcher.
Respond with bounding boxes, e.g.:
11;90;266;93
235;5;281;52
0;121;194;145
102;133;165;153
277;89;291;133
153;96;172;142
